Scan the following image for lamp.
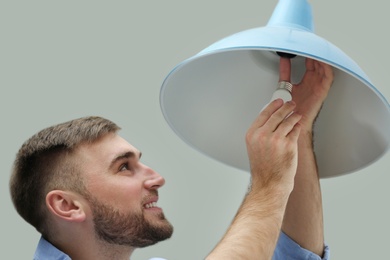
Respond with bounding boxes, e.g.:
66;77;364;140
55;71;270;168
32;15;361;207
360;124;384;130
160;0;390;178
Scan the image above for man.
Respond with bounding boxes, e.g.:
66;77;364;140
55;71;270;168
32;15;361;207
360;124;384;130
10;116;174;259
9;57;333;259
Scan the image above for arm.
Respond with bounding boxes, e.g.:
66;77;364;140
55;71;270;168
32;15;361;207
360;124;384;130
280;58;334;257
206;99;302;259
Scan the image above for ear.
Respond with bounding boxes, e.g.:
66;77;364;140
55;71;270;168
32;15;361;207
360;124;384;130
46;190;86;223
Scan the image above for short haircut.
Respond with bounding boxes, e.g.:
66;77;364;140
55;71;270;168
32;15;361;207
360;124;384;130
9;116;121;236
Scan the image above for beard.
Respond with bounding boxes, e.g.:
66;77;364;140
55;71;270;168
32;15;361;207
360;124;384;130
86;195;173;248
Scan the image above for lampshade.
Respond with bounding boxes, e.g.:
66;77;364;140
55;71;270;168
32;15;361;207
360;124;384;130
160;0;390;178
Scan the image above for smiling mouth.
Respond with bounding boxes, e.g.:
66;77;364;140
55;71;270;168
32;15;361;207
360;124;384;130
144;202;158;209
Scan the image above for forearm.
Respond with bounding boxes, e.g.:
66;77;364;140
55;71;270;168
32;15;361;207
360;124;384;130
208;99;301;259
207;186;291;260
281;130;325;256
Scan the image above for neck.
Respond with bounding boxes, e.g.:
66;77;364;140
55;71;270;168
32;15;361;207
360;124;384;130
92;240;135;260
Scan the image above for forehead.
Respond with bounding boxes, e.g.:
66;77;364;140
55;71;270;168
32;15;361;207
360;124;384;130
74;133;140;169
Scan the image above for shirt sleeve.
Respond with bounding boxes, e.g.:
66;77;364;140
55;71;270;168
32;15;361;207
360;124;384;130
272;232;330;260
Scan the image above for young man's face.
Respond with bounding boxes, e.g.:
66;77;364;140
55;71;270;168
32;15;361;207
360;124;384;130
75;132;173;247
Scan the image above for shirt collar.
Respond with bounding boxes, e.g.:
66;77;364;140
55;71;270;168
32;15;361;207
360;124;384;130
34;236;72;260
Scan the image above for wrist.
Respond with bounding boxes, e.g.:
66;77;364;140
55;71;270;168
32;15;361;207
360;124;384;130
298;128;314;146
249;177;293;204
250;163;297;195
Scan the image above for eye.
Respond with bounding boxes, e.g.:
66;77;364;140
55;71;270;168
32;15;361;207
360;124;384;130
119;163;131;172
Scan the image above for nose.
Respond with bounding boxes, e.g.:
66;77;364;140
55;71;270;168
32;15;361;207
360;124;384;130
142;164;165;190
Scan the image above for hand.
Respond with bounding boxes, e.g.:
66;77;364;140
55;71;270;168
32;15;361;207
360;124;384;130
245;99;302;192
208;96;302;260
279;57;334;132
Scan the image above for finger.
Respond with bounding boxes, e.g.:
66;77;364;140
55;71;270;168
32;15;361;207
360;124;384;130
279;57;291;82
305;58;315;71
301;59;324;84
252;99;284;129
265;101;297;132
321;62;334;84
287;122;301;141
313;60;334;86
314;59;323;74
275;112;302;137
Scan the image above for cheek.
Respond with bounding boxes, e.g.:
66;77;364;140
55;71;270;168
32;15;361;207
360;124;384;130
87;178;144;210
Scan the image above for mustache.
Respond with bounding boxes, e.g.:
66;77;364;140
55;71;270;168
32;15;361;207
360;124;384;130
142;190;159;204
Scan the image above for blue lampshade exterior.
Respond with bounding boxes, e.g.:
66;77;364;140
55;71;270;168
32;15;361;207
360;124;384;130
160;0;390;178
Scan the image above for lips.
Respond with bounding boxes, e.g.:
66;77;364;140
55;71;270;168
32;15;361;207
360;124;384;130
144;201;158;209
143;196;159;209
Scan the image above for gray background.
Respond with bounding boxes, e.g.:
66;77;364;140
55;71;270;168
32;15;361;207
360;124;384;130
1;1;389;259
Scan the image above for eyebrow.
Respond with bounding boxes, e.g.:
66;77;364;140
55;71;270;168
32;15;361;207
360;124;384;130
108;150;142;170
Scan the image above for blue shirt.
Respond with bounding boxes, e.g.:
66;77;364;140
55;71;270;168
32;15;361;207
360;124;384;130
34;232;330;259
34;237;71;260
272;232;330;260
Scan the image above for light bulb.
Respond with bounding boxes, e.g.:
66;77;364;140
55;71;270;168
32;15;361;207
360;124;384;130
271;81;292;103
261;81;293;112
